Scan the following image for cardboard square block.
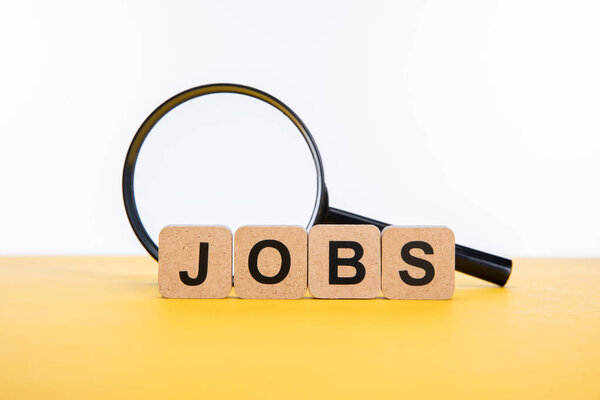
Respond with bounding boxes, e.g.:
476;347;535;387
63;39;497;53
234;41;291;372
308;224;381;299
158;226;232;298
234;226;307;299
382;226;455;300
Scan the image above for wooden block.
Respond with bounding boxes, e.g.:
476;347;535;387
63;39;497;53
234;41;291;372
308;224;381;299
381;226;455;300
158;226;232;298
234;226;307;299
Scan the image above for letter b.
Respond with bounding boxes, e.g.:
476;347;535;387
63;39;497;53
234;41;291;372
329;241;366;285
309;225;381;299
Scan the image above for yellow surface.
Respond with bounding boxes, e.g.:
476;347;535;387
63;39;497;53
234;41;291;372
1;257;599;399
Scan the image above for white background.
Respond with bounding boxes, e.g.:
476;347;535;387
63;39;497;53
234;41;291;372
1;0;599;257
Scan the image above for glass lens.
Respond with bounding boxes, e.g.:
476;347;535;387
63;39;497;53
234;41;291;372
133;92;318;244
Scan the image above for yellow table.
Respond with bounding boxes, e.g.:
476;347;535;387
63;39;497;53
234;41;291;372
1;257;598;399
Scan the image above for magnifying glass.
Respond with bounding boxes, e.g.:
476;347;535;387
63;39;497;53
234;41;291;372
123;83;512;286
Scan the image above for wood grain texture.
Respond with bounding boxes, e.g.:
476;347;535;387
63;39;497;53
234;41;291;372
234;226;307;299
158;225;232;298
382;226;455;300
308;224;381;299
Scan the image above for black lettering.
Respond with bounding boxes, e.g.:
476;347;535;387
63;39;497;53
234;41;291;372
248;240;291;284
179;242;209;286
329;241;366;285
399;241;435;286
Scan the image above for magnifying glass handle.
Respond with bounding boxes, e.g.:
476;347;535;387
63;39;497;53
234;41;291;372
324;207;512;287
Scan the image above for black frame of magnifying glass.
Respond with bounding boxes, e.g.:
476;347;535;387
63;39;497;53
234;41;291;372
122;83;512;286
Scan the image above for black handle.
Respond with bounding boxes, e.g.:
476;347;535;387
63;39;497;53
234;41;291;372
324;207;512;286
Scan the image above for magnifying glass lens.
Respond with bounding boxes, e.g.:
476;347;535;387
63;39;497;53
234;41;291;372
125;84;510;287
133;92;317;244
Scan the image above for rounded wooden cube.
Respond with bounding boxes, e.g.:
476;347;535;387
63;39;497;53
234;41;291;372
382;226;455;300
308;224;381;299
158;226;232;298
234;226;307;299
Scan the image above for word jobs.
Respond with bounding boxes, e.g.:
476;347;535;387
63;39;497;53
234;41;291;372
158;224;455;300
